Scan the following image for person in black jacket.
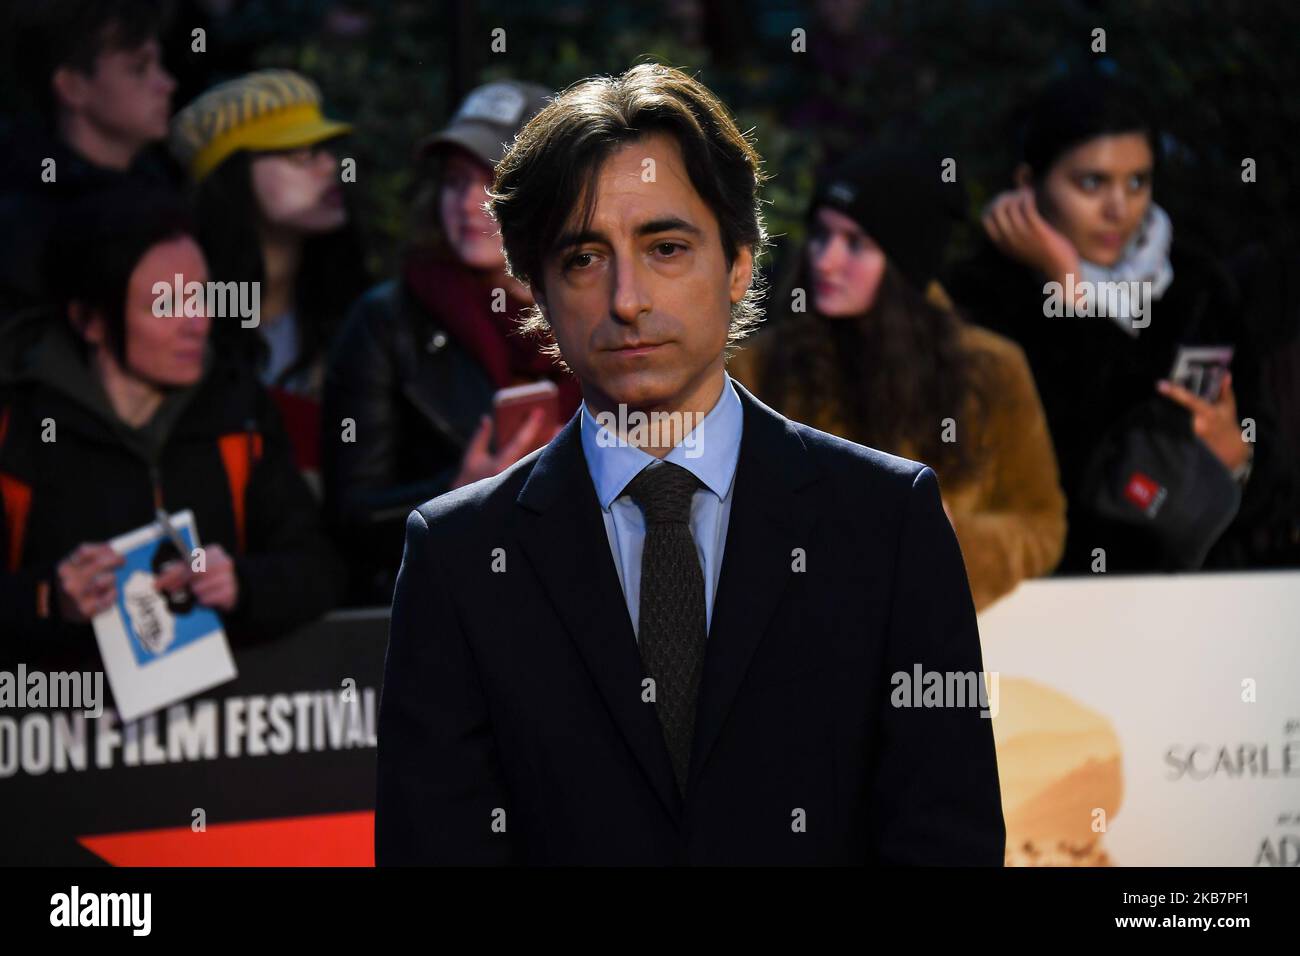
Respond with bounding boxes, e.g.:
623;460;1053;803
323;81;576;605
0;188;344;688
946;68;1277;574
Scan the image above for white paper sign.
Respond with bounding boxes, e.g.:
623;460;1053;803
92;509;237;723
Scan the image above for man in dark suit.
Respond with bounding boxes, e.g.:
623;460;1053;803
375;63;1005;865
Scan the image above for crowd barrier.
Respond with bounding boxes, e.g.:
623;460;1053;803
3;572;1297;865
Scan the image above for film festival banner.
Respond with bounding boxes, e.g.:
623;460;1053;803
1;576;1297;866
0;611;387;866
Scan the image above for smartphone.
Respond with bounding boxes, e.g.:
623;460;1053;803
492;380;559;455
1167;346;1234;403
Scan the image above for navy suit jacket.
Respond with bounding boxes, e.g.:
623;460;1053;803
376;380;1005;864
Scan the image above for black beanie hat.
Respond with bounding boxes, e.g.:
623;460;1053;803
809;144;965;290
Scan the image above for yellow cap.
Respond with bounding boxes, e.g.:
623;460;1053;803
170;70;353;182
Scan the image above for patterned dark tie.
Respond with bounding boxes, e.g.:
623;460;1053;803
621;460;707;799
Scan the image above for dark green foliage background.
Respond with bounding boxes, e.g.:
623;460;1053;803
13;1;1286;279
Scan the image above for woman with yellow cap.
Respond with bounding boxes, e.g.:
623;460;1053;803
170;69;370;486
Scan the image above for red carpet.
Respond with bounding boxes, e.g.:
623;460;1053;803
78;811;375;866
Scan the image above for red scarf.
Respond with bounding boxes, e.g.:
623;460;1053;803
403;253;582;416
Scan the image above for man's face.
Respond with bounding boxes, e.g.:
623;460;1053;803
58;37;176;146
536;131;753;416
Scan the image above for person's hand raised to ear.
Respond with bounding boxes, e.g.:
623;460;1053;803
982;187;1080;287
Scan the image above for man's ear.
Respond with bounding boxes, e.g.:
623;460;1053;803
728;246;754;305
1012;163;1034;190
51;66;90;114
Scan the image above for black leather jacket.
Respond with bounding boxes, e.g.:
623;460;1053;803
322;279;496;604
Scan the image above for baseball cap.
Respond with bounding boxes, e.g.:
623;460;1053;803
419;80;552;167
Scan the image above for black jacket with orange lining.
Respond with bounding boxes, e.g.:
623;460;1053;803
0;320;345;676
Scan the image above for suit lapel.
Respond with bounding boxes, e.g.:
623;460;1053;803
687;380;823;791
512;382;825;815
512;413;684;822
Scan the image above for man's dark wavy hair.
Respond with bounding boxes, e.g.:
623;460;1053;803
486;62;770;360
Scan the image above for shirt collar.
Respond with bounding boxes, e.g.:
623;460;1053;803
580;372;744;510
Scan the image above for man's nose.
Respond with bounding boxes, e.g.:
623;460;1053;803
610;253;651;324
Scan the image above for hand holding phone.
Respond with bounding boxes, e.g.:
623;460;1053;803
1157;345;1249;473
1166;345;1234;403
492;380;559;454
451;381;562;490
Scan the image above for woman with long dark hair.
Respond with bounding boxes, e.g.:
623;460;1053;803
730;146;1066;611
170;70;369;483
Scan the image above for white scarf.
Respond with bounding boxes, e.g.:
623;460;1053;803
1079;203;1175;336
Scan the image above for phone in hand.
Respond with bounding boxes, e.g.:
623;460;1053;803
492;380;559;456
1167;346;1234;403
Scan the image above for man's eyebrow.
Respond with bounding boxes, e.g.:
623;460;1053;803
635;217;704;239
552;217;704;253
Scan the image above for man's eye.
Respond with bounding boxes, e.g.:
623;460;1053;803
1128;174;1151;192
565;252;594;271
1079;175;1102;191
655;242;685;257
